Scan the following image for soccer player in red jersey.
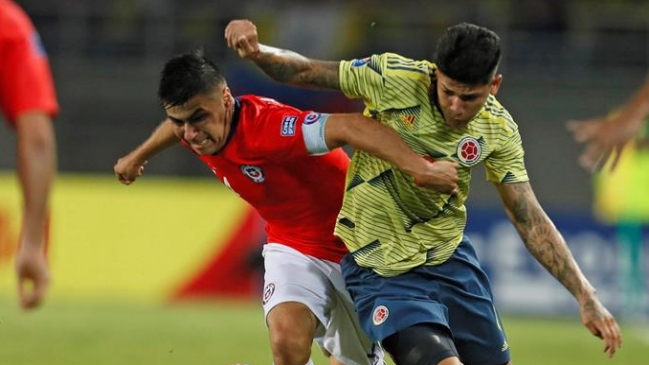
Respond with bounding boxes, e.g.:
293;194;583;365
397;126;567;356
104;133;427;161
114;50;459;365
0;0;58;310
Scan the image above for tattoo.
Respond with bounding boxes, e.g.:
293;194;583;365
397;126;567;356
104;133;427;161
503;182;591;300
255;46;340;89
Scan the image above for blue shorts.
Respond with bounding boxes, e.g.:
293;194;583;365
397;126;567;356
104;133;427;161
341;236;511;365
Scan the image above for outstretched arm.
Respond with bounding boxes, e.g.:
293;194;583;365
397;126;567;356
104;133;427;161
114;119;179;184
224;19;341;90
324;114;459;195
14;111;56;310
567;75;649;172
495;181;622;357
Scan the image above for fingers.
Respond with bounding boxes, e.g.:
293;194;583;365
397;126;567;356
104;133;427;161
607;148;622;172
567;118;605;143
224;19;259;58
114;159;146;185
578;142;608;173
236;36;257;56
585;315;623;358
18;275;48;310
414;163;459;194
599;323;621;358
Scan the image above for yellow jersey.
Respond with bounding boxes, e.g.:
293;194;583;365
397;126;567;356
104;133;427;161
336;53;529;277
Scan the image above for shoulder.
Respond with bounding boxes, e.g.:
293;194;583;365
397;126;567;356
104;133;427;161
238;95;296;119
480;95;518;133
343;53;431;78
0;0;34;39
382;53;432;78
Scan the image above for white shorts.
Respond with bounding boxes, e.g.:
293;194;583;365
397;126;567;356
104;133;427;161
262;243;383;365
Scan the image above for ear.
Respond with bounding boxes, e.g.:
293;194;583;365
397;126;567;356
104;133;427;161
490;74;503;96
222;86;234;107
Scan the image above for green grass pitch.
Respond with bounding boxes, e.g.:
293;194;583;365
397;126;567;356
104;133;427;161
0;299;646;365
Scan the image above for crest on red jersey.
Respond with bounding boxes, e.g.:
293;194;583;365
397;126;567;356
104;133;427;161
241;165;265;183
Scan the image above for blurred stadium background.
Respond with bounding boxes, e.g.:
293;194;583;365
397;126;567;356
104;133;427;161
0;0;648;364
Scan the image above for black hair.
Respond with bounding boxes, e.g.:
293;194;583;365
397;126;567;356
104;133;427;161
435;23;501;86
158;49;226;108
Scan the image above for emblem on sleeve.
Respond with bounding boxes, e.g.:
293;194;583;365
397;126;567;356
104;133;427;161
304;112;321;125
456;136;482;165
281;116;298;136
241;165;265;183
351;57;370;67
372;305;389;325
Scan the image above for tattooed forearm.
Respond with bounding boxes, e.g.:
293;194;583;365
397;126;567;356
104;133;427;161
499;182;596;302
254;45;340;89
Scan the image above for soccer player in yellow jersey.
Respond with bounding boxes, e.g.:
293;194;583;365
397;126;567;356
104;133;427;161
225;20;623;365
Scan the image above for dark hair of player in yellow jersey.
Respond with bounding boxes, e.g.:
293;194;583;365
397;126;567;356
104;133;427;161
433;23;504;129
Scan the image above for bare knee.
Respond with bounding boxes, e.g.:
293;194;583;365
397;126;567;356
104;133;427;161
267;302;319;365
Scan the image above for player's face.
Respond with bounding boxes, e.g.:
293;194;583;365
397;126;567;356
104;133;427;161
435;70;502;129
166;86;235;155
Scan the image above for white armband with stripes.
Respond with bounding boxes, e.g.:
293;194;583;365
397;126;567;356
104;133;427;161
303;113;331;156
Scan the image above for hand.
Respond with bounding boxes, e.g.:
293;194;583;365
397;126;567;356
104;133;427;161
114;154;147;185
224;19;260;59
579;295;622;358
413;159;459;195
15;243;50;310
567;116;635;172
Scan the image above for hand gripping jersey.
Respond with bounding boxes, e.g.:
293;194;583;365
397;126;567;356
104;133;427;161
0;0;59;125
184;95;350;263
337;53;530;276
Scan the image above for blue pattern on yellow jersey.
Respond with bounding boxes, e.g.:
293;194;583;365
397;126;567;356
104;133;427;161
337;52;529;277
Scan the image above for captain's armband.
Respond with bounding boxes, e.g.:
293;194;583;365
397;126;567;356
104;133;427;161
303;112;331;155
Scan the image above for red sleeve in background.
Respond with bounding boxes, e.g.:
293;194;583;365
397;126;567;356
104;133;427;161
0;0;59;126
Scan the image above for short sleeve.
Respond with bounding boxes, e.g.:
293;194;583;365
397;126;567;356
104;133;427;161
0;6;58;125
484;128;529;184
339;54;386;108
247;101;322;162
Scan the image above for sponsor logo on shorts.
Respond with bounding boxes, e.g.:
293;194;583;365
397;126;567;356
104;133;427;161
303;112;321;125
456;136;482;165
372;305;389;325
281;116;298;136
240;165;265;183
262;283;275;305
501;339;510;352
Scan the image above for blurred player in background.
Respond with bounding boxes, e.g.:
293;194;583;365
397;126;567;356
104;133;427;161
114;50;459;365
0;0;58;310
568;75;649;172
226;19;623;365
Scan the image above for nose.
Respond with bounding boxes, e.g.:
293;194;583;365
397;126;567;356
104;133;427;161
182;123;199;141
449;96;464;114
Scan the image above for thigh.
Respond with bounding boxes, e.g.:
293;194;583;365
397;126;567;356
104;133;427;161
428;238;511;365
341;254;451;344
262;243;334;329
321;261;384;365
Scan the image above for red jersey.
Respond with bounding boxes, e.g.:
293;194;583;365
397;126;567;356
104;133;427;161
0;0;59;125
184;95;350;263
